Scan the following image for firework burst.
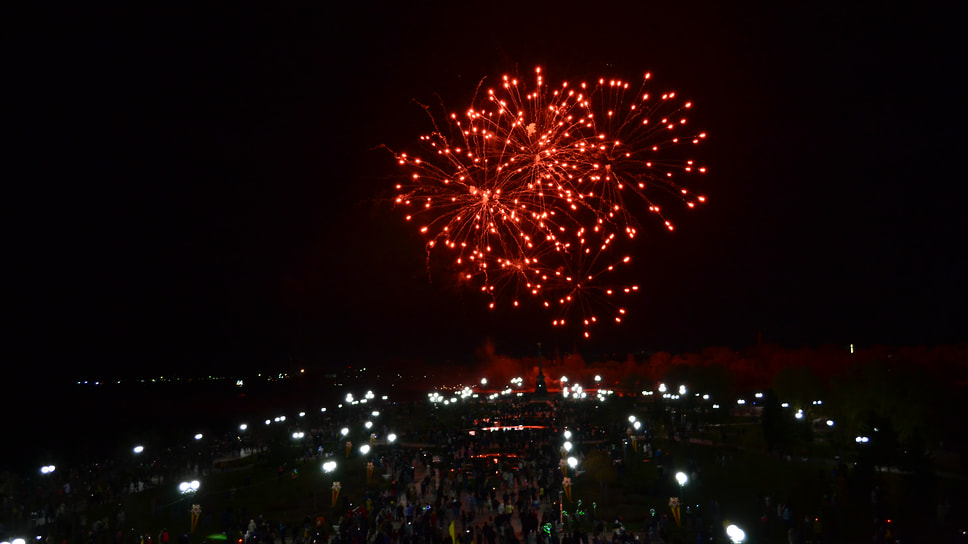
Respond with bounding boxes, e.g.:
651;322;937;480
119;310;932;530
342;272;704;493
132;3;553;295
389;67;707;338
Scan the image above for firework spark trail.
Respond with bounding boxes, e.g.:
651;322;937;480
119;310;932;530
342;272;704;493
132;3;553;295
389;67;707;338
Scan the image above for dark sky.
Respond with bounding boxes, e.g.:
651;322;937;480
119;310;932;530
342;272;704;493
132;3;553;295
9;2;964;381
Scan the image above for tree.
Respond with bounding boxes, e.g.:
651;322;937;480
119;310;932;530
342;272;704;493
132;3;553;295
772;365;824;409
581;449;617;494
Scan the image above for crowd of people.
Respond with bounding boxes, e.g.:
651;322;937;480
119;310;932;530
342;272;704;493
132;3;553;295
3;389;950;544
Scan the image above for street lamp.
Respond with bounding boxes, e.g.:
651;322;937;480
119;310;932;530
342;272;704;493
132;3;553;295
386;433;397;477
318;459;338;511
178;480;200;494
675;471;688;506
133;445;144;454
725;524;745;543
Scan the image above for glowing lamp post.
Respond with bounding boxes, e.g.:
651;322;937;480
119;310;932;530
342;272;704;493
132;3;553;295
725;524;746;543
360;444;373;482
319;459;337;510
675;471;688;513
387;433;397;477
178;480;200;494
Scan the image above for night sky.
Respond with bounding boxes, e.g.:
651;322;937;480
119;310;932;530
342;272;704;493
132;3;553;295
9;3;964;382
